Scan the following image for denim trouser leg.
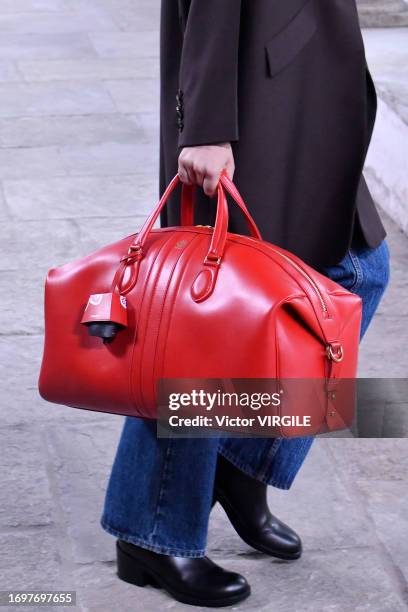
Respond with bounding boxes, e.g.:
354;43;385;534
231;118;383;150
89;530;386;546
101;240;390;555
101;417;218;556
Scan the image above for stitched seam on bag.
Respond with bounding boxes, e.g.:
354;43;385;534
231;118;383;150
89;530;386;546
128;235;174;414
129;238;167;412
147;233;199;404
154;235;203;390
156;237;206;384
138;235;183;411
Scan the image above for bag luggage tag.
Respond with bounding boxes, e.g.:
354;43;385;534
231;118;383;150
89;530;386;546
81;242;142;343
81;292;128;344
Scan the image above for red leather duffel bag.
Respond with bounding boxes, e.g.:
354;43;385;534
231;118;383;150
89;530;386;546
38;174;362;434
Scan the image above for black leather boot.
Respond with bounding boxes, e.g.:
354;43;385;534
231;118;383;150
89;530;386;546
116;539;250;607
213;454;302;560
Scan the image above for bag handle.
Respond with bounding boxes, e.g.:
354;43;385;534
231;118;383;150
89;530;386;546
180;173;262;240
112;176;228;294
127;173;261;262
126;175;228;263
114;174;261;296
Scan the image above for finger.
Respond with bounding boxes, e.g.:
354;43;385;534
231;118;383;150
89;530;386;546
178;165;191;184
186;165;196;184
181;157;197;185
203;171;219;197
178;155;196;184
194;168;205;188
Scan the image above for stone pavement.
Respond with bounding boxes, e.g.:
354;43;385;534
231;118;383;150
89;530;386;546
363;27;408;233
0;1;407;611
358;0;408;27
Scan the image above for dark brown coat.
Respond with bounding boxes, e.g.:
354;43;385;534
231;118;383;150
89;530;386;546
159;0;386;267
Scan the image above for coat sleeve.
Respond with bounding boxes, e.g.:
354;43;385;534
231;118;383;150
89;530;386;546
177;0;242;148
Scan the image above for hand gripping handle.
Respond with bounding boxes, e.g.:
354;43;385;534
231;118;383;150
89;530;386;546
180;172;262;241
127;172;261;263
115;174;261;295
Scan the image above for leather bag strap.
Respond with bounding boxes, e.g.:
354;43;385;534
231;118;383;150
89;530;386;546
115;174;262;295
127;173;262;262
127;175;229;263
180;172;262;240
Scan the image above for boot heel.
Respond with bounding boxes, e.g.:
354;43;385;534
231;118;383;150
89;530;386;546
116;542;152;587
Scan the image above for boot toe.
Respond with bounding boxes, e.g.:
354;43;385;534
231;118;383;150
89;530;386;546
283;529;302;556
208;569;251;602
223;571;250;597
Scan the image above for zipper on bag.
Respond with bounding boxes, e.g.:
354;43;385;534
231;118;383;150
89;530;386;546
269;247;329;315
184;225;329;316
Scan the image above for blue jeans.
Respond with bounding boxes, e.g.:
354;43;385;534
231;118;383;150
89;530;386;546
101;240;390;557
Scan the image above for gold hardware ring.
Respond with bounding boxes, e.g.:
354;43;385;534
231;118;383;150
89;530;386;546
326;344;344;363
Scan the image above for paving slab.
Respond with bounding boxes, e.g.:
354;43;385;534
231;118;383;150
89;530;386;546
0;335;44;400
0;531;73;593
0;269;46;335
364;28;408;233
0;81;116;118
227;548;407;612
0;61;21;83
0;114;146;148
68;0;161;32
374;222;408;317
75;213;150;256
0;146;66;180
0;33;97;61
353;479;408;584
325;438;408;482
18;57;159;82
0;12;117;35
0;215;148;273
72;561;152;612
358;0;408;27
0;426;53;529
0;185;8;218
358;214;408;378
89;31;159;59
358;315;408;377
58;142;159;176
0;218;82;270
0;0;69;13
46;421;124;565
126;112;160;143
104;78;160;114
3;174;156;220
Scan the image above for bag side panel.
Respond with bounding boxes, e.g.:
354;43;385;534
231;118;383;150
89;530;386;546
38;232;170;416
